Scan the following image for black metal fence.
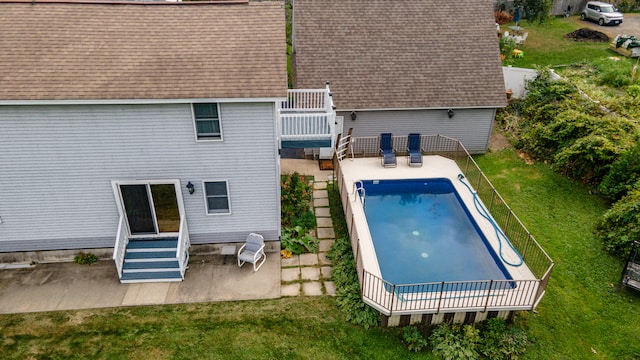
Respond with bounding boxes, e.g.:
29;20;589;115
334;134;554;315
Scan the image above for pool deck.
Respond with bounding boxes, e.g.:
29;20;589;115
338;155;536;283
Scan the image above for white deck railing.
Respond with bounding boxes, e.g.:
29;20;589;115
281;88;329;112
280;113;335;141
113;216;129;279
176;216;190;277
277;82;337;151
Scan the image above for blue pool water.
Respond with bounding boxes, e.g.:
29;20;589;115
362;178;512;287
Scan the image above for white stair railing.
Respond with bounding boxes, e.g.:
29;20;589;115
176;216;190;278
336;134;352;161
113;216;129;279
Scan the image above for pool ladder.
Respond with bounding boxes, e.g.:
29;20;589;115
353;181;366;207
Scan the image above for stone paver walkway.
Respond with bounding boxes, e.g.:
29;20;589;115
281;178;336;297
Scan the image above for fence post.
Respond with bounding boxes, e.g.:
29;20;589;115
436;282;445;314
489;191;496;213
389;283;395;316
483;280;493;312
522;234;531;260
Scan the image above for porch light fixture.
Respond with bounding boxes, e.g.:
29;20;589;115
350;111;357;121
447;109;454;119
186;181;195;195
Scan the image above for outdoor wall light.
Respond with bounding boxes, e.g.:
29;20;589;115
350;111;357;121
447;109;454;119
186;181;195;195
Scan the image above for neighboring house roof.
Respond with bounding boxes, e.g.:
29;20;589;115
0;0;287;101
293;0;507;110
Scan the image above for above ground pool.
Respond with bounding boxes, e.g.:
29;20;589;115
361;178;513;289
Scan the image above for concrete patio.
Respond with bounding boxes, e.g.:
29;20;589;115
0;159;334;314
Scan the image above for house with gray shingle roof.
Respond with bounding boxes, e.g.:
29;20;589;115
293;0;507;153
0;0;307;282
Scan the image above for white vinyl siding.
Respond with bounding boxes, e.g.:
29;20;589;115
193;103;223;141
0;102;280;251
204;181;231;215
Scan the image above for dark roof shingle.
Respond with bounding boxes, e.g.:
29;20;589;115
0;1;287;101
294;0;507;110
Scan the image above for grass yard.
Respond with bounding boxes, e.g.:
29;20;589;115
0;297;434;360
475;148;640;359
502;16;614;68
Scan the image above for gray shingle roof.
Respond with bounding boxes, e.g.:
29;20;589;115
0;1;287;101
293;0;507;110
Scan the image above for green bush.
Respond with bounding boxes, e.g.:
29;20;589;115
518;70;579;128
281;172;313;228
597;68;632;88
616;0;640;12
479;318;528;360
514;0;552;23
517;109;600;160
402;325;429;353
553;134;622;185
594;182;640;258
429;322;481;360
291;209;316;230
281;226;319;255
599;139;640;200
499;36;517;62
627;84;640;98
74;252;98;265
327;236;380;328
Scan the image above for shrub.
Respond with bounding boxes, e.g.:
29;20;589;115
327;236;380;328
74;251;98;265
597;68;632;88
599;139;640;200
553;134;621;185
291;209;316;230
429;322;481;360
281;225;319;254
514;0;552;23
281;172;312;228
479;318;528;360
499;36;517;62
518;70;578;127
627;84;640;98
594;182;640;258
517;109;600;160
616;0;640;12
403;325;429;353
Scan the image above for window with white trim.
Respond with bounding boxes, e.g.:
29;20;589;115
204;181;230;214
193;103;222;140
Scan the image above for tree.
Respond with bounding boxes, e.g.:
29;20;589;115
514;0;552;23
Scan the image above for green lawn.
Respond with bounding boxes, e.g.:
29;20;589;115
0;297;434;360
475;148;640;359
502;16;613;68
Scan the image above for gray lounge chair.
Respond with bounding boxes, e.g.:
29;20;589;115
237;233;266;271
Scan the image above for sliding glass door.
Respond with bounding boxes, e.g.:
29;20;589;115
119;183;181;236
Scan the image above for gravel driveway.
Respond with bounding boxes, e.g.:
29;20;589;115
577;13;640;39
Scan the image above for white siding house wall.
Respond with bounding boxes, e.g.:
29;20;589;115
337;108;496;153
0;103;280;252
